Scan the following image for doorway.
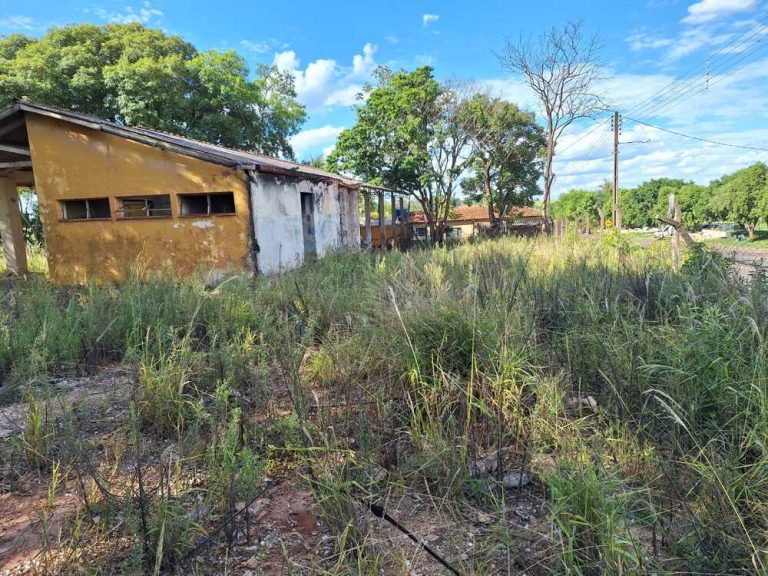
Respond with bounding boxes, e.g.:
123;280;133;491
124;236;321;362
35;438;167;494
300;192;316;259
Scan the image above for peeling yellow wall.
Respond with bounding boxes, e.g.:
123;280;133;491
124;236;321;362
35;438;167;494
26;115;252;284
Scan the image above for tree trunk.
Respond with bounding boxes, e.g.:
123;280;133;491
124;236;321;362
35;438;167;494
541;131;555;234
484;163;494;222
597;207;605;231
748;221;756;240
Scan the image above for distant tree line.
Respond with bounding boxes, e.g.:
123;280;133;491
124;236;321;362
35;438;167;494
552;162;768;240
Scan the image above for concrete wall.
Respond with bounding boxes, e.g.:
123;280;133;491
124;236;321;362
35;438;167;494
339;187;360;250
250;173;304;274
26;113;361;282
0;177;27;274
250;174;360;274
26;115;253;284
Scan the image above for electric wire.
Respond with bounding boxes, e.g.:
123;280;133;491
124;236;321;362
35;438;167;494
623;18;768;120
624;115;768;152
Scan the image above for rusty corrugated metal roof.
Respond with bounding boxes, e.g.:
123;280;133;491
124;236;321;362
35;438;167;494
1;99;362;187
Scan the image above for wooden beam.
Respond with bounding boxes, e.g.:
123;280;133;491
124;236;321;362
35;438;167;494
390;192;397;248
0;161;32;170
0;143;30;156
364;192;372;249
399;196;405;247
378;191;386;250
0;118;24;140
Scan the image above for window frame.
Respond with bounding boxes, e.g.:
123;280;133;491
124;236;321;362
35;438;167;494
116;194;173;220
178;192;237;217
60;198;112;222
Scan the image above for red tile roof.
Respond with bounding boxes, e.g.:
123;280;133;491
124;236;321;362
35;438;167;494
409;205;542;224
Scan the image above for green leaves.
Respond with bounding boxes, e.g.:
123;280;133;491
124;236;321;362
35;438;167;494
328;66;439;194
551;189;600;220
713;162;768;236
461;93;545;219
329;69;545;239
0;23;305;157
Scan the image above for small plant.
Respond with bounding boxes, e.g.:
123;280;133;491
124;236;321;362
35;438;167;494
20;389;55;471
134;332;204;439
547;452;643;575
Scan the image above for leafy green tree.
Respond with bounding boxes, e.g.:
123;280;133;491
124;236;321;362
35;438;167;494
0;23;305;157
329;67;469;242
620;178;688;228
18;188;43;245
712;162;768;239
460;93;544;228
551;189;597;221
652;183;714;230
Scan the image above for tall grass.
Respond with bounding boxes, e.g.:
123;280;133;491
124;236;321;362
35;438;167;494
2;236;767;573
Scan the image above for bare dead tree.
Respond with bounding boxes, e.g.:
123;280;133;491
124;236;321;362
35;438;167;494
498;21;605;231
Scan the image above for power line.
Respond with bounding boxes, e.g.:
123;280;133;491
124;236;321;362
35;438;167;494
624;18;768;120
556;117;610;155
624;116;768;152
643;38;768;122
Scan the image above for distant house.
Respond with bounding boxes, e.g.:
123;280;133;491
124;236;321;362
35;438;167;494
410;204;545;240
0;100;362;283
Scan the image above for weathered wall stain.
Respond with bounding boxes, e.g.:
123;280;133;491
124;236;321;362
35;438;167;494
25;114;361;283
26;115;252;284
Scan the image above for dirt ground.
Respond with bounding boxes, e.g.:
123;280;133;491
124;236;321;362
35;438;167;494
712;245;768;277
0;365;550;575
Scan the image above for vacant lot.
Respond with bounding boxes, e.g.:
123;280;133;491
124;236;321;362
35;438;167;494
1;236;767;575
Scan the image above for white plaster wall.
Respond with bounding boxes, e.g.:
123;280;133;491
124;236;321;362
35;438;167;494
250;173;304;274
250;172;362;274
339;187;361;250
300;180;341;258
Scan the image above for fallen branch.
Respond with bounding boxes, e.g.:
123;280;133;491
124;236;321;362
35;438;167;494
360;498;463;576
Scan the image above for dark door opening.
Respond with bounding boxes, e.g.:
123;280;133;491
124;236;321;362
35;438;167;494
300;192;316;259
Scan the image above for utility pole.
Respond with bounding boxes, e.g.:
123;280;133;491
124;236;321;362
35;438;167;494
612;110;622;231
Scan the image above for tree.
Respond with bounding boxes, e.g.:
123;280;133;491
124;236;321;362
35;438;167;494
328;67;470;242
461;93;544;231
651;183;714;230
551;189;598;226
713;162;768;239
595;180;611;229
498;21;605;229
621;178;688;229
0;23;305;157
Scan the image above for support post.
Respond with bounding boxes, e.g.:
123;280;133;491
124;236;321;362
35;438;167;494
399;196;405;248
612;111;622;232
377;191;386;250
0;178;28;274
390;191;397;249
364;191;372;250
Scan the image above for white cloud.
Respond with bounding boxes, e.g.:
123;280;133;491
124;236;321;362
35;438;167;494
240;39;271;54
0;15;37;30
626;25;736;62
422;13;440;26
682;0;758;25
627;32;675;51
273;43;378;112
290;125;344;159
529;56;768;194
91;1;164;25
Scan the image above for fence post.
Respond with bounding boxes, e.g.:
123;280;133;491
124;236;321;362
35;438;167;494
364;191;372;250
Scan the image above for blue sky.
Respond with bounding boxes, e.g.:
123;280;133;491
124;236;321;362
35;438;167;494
2;0;768;196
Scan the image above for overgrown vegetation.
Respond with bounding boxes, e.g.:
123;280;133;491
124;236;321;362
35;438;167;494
553;163;768;238
1;236;767;574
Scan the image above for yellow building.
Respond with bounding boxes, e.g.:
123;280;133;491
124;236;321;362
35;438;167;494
0;100;361;283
